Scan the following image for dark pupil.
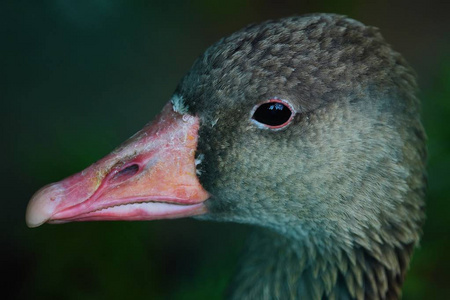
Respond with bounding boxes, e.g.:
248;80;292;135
253;102;292;126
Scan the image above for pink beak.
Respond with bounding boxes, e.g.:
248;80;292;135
25;103;209;228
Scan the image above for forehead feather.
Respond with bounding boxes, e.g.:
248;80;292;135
176;14;416;116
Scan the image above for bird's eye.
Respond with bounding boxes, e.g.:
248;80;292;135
251;99;294;129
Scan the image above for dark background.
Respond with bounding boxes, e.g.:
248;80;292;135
2;1;449;299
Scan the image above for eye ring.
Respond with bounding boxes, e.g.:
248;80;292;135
250;99;295;129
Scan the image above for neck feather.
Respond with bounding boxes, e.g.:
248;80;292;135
227;228;414;300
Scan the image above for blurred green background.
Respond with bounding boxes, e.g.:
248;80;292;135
2;1;449;299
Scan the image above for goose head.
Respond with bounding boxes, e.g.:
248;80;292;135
180;14;425;249
26;14;426;299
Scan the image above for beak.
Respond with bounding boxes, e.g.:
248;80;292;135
26;103;209;228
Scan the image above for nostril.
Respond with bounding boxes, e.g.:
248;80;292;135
110;164;140;183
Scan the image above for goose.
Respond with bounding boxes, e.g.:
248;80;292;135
26;14;426;299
